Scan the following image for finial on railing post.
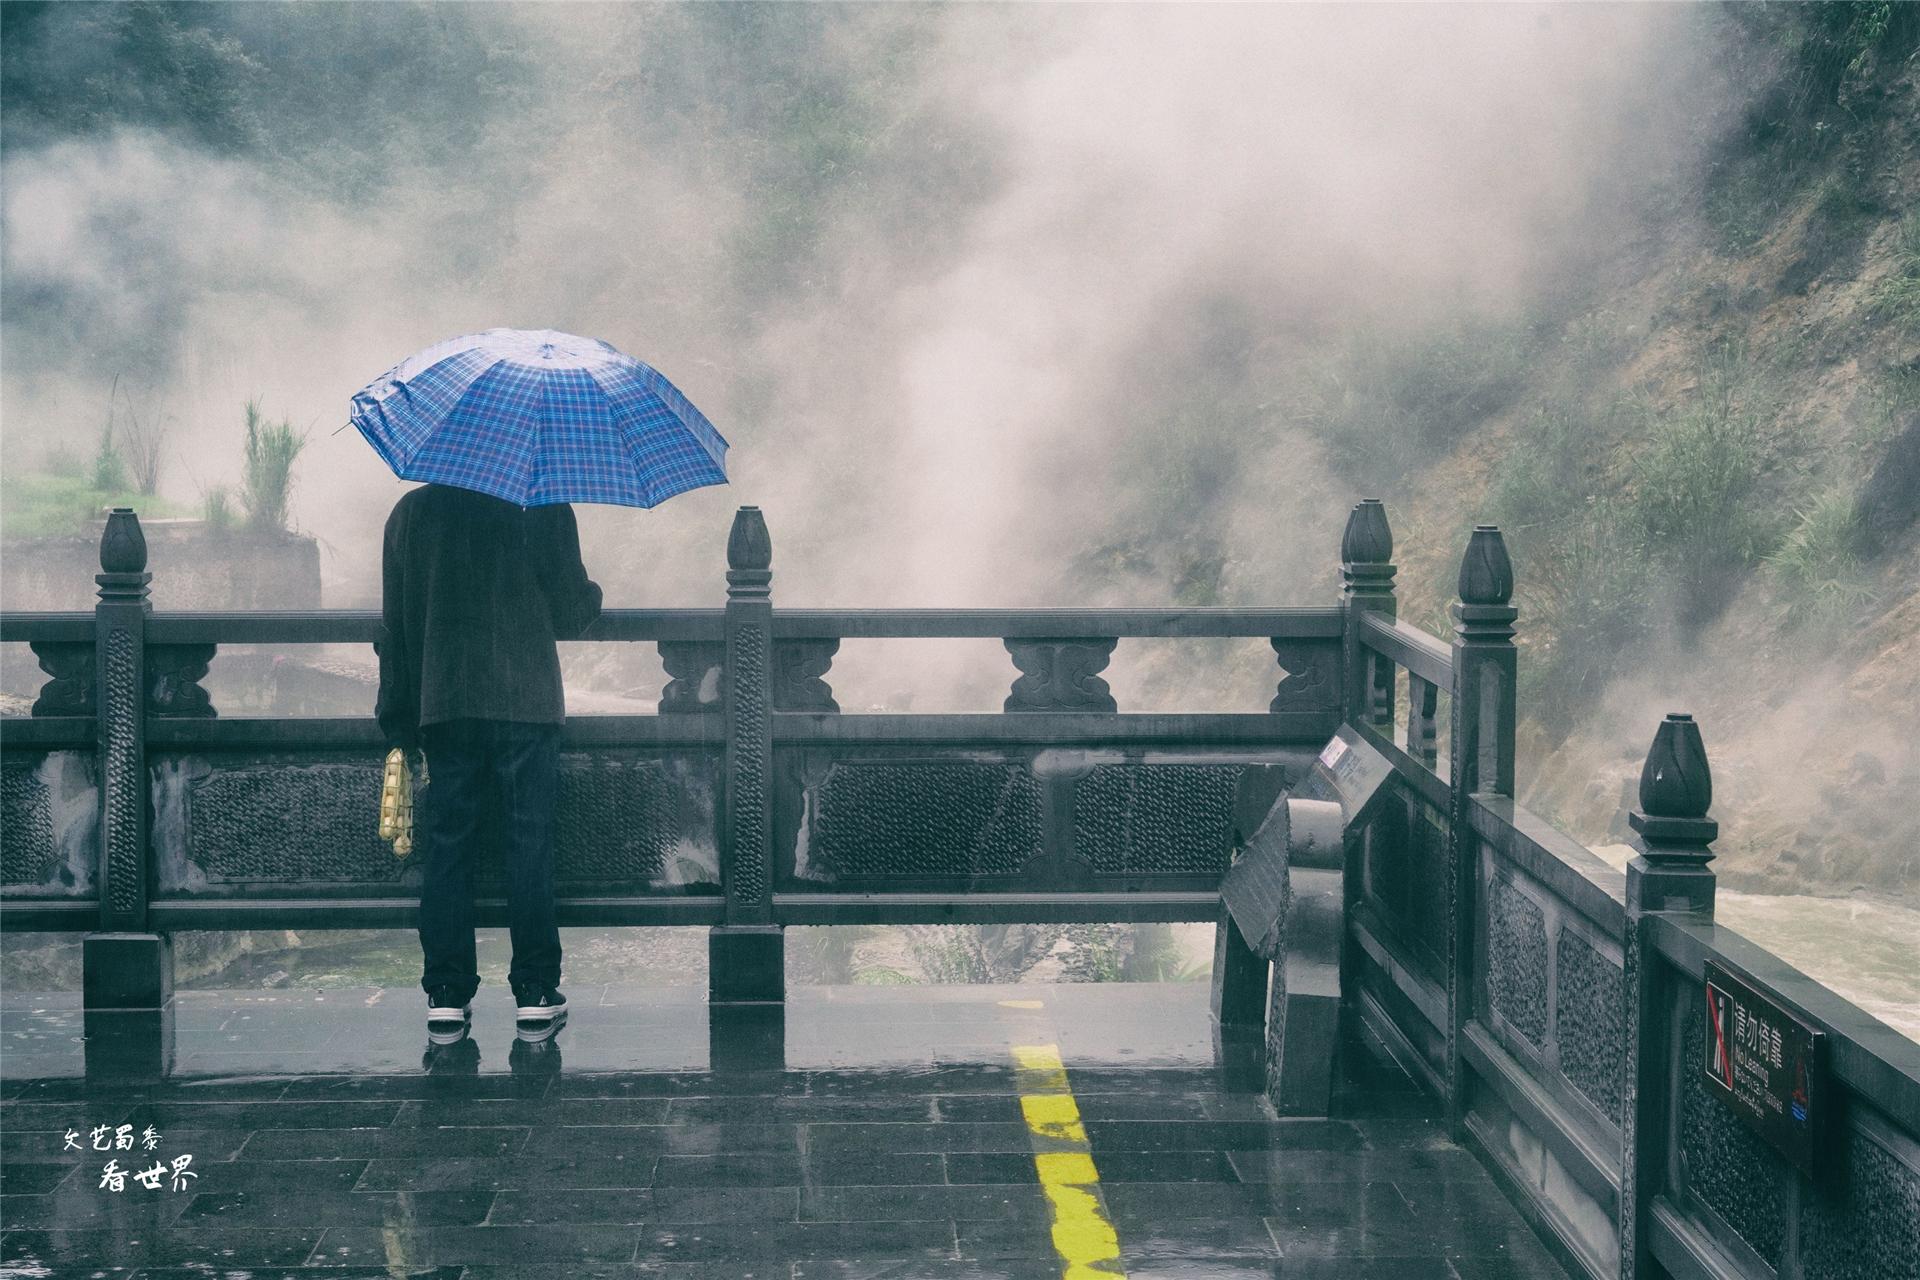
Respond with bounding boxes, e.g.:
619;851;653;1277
1340;498;1395;596
1626;712;1718;916
1338;499;1397;731
726;505;772;599
97;507;151;601
1457;524;1513;607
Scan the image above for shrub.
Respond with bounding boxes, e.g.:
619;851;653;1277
1294;314;1537;485
202;484;235;534
42;443;85;478
111;383;173;497
1625;351;1779;632
0;471;185;540
91;422;129;493
1871;211;1920;323
1765;488;1876;631
1510;499;1653;734
239;398;307;533
900;924;1061;984
1490;406;1600;536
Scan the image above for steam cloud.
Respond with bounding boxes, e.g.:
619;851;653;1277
3;3;1716;620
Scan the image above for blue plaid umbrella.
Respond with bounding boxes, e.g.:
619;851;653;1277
348;328;727;507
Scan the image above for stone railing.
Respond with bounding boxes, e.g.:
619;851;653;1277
1321;500;1920;1280
0;505;1340;1007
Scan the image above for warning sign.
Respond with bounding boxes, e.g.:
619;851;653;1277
1703;960;1826;1175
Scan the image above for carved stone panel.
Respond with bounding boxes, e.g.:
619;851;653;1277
1554;929;1624;1123
802;762;1044;880
170;757;401;887
156;751;719;892
1800;1120;1920;1280
541;756;719;888
0;757;57;885
1486;874;1549;1049
1679;1005;1788;1268
0;752;97;896
1071;764;1242;876
1004;639;1117;712
28;641;93;717
1270;639;1339;714
772;639;839;712
0;752;102;896
1362;794;1449;982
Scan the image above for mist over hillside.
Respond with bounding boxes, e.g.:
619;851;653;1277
3;3;1715;600
3;3;1916;918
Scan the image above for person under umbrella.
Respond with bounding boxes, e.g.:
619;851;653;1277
352;329;727;1042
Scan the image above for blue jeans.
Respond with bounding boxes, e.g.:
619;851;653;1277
417;719;563;1002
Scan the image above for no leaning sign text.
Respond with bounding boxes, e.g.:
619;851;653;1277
1703;961;1827;1175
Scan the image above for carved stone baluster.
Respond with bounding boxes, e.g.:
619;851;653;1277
148;644;217;717
28;641;94;717
1407;671;1439;769
1004;639;1117;712
658;641;725;714
771;639;839;713
1270;640;1338;715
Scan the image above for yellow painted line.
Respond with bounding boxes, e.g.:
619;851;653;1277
999;999;1046;1009
1012;1042;1128;1280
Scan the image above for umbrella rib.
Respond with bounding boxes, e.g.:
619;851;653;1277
528;370;552;507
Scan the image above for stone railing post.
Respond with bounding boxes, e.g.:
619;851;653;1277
711;505;783;1005
1215;501;1395;1039
84;508;173;1011
1446;524;1517;1128
1619;713;1717;1279
1339;498;1397;732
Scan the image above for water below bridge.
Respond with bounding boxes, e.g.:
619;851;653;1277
0;983;1569;1278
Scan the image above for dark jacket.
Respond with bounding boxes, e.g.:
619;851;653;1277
376;484;603;752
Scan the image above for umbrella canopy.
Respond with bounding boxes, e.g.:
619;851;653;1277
348;328;728;508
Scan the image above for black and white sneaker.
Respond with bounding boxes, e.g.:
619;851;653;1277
426;987;473;1045
513;984;568;1023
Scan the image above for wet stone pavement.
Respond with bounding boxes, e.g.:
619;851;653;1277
0;983;1571;1279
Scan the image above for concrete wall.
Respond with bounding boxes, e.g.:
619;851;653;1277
1;519;321;612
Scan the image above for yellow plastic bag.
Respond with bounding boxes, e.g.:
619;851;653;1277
380;747;415;857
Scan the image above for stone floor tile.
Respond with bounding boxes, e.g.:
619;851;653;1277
631;1219;959;1264
800;1183;1047;1223
354;1152;657;1192
652;1151;945;1188
136;1269;464;1280
1;1224;324;1268
174;1185;496;1227
308;1222;642;1266
239;1126;528;1160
